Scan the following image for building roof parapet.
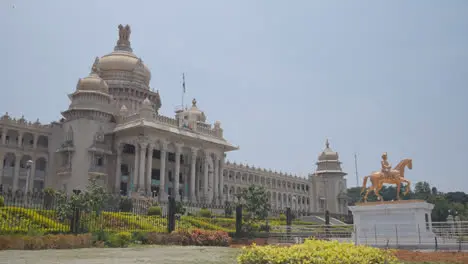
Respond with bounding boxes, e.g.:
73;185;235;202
118;111;224;139
224;160;307;181
0;113;52;131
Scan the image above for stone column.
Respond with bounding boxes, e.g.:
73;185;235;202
190;148;197;202
174;144;182;200
132;144;139;191
17;132;23;147
12;153;20;191
33;134;38;149
146;144;154;194
115;143;123;193
28;160;36;193
159;142;167;201
1;127;6;145
213;155;219;204
195;157;200;201
203;153;209;202
138;142;147;192
218;155;225;204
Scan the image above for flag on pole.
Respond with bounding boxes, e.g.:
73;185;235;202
182;73;186;93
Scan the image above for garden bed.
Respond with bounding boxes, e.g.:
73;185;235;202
395;249;468;263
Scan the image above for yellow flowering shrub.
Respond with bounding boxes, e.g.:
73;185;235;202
237;239;400;264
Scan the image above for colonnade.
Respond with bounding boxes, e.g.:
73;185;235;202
115;138;225;204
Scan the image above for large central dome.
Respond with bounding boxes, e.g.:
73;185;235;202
97;24;151;87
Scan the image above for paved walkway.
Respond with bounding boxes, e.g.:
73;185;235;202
0;246;239;264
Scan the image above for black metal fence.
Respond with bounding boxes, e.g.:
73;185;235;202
0;190;350;238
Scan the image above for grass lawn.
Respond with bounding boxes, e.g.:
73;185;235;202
0;245;466;263
0;246;241;264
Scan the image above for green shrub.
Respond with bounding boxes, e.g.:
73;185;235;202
199;208;212;218
132;231;149;244
279;213;286;221
119;197;133;212
92;229;109;244
107;231;132;248
237;239;399;264
175;201;186;215
0;196;4;207
147;206;162;216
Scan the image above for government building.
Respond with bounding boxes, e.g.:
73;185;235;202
0;25;349;215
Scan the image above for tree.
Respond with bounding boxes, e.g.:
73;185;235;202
56;178;110;221
445;192;468;204
414;181;431;200
431;196;450;222
240;185;270;222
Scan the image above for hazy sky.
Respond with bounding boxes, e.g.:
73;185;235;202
2;1;467;192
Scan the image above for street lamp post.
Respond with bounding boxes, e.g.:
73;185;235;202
24;160;33;206
25;160;33;194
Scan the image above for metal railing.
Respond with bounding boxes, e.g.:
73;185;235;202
268;221;468;251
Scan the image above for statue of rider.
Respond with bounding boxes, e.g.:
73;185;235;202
381;152;392;178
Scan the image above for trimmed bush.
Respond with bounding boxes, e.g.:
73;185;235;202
147;206;162;216
279;213;286;221
199;208;212;218
237;239;399;264
107;231;132;248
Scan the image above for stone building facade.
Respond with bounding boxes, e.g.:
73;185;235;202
0;25;349;214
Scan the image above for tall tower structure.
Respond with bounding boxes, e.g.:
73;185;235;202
312;139;349;214
59;57;115;191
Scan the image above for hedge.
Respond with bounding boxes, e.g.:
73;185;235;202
237;239;399;264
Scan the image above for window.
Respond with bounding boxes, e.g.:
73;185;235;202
168;153;175;162
123;144;135;154
151;169;160;181
425;213;430;231
121;164;129;175
96;156;104;166
152;149;161;159
168;171;173;182
179;173;183;183
319;199;325;210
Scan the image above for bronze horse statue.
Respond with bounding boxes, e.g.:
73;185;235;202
360;159;413;202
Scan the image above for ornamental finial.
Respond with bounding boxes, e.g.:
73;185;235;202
115;24;132;51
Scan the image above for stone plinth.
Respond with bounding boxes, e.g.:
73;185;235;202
349;200;436;246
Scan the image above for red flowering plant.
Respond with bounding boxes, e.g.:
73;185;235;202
172;229;231;246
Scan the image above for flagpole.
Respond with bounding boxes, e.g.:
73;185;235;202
182;73;186;109
354;153;359;186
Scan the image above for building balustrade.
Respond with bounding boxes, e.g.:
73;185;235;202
89;166;107;174
56;166;72;175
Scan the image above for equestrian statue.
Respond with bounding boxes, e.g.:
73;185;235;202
361;152;413;202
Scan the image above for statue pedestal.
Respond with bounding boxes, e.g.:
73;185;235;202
349;200;436;246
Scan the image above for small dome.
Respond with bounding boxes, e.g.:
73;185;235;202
318;139;339;161
76;59;109;93
187;98;206;122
